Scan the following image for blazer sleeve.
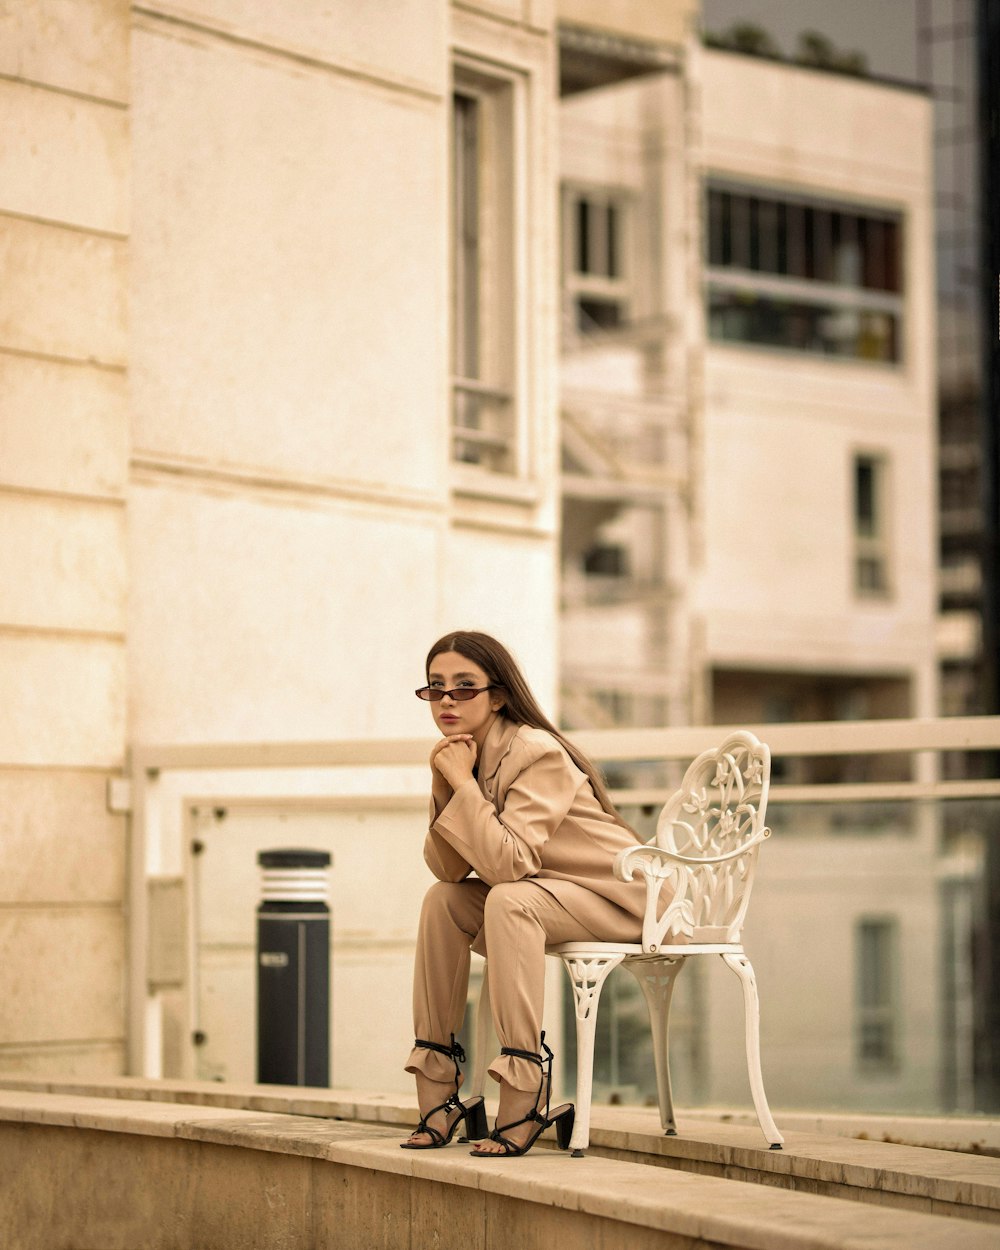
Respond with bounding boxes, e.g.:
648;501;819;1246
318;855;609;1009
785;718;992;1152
423;794;473;882
430;739;581;885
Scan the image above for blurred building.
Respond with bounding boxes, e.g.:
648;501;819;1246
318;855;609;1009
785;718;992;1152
558;46;938;744
557;32;696;733
920;0;992;727
918;0;1000;1112
976;0;1000;1121
557;38;940;1112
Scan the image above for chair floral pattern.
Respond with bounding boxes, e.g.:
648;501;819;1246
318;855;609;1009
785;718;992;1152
619;733;773;952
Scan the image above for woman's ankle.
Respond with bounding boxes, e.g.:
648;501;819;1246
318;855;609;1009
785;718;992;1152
415;1069;462;1111
495;1079;541;1123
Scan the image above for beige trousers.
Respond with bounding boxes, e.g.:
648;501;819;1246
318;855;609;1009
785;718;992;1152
405;878;639;1092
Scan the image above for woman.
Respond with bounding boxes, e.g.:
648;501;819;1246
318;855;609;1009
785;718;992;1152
401;631;646;1157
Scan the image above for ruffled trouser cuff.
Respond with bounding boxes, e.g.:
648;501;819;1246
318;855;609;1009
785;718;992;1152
403;1044;456;1084
404;1044;539;1092
486;1053;542;1092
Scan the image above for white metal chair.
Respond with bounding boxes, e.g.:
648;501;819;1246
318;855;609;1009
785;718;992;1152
470;730;783;1156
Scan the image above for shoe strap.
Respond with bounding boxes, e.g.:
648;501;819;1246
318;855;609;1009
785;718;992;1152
486;1128;522;1155
413;1033;468;1135
413;1034;466;1063
498;1030;553;1069
414;1088;470;1140
412;1117;447;1146
497;1030;554;1130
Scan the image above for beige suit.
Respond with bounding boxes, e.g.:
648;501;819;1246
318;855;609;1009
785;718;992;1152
406;716;646;1092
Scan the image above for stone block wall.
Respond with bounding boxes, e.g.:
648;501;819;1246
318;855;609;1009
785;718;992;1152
0;0;131;1076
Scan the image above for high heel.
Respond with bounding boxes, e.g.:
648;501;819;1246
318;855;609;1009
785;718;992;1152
400;1035;487;1149
470;1032;574;1158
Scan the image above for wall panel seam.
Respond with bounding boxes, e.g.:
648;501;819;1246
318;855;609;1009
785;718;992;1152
0;484;125;508
130;454;447;516
0;1037;123;1044
0;624;127;644
0;208;128;244
0;345;127;376
0;70;128;111
451;0;550;39
132;4;444;106
0;763;121;775
0;902;123;913
0;1038;124;1051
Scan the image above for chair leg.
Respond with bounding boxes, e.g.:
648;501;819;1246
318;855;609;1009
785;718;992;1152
559;953;625;1156
625;956;686;1137
720;952;784;1148
468;964;492;1100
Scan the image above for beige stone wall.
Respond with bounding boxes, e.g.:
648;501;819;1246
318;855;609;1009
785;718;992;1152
126;0;560;749
0;0;131;1075
1;0;563;1079
126;2;448;748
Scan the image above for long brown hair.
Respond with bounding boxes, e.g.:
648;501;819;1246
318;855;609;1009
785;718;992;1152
426;630;627;826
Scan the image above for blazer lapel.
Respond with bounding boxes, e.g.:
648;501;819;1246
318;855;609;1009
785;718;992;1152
477;716;520;799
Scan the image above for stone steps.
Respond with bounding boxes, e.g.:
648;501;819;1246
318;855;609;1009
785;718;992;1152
0;1081;998;1248
2;1078;997;1225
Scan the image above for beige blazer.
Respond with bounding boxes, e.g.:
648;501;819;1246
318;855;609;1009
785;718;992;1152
424;716;647;940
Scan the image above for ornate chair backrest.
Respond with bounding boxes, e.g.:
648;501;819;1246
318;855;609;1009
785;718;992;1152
650;730;772;946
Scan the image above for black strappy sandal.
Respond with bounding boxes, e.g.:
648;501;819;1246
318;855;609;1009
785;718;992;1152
400;1034;488;1149
470;1032;574;1158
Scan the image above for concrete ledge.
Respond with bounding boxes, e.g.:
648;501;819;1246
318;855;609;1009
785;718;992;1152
1;1078;997;1225
679;1107;1000;1156
1;1087;999;1249
5;1076;997;1151
581;1107;1000;1225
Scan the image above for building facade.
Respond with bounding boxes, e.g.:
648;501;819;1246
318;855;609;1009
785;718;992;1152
557;45;941;1111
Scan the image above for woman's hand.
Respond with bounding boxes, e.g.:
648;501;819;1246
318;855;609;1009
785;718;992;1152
431;734;477;792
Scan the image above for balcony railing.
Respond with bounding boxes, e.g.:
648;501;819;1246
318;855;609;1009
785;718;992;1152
126;716;1000;1116
451;376;513;472
561;387;686;480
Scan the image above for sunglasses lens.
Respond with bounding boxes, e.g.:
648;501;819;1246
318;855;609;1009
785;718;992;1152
416;685;495;702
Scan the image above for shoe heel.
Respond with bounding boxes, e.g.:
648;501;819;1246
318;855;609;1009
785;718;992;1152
465;1098;489;1141
555;1106;575;1151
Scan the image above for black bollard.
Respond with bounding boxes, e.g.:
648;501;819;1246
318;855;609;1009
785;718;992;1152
256;848;331;1086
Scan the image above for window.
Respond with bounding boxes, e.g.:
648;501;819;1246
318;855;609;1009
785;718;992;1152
567;501;661;599
451;67;516;473
582;543;629;577
854;453;891;596
594;689;633;724
563;187;632;335
855;918;899;1069
706;183;903;362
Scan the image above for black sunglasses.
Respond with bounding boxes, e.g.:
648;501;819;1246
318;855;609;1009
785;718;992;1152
415;685;501;702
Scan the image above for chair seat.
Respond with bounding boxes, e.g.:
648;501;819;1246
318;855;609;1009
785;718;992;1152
548;941;746;957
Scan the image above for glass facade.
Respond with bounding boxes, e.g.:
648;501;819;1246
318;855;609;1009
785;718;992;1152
706;184;904;362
